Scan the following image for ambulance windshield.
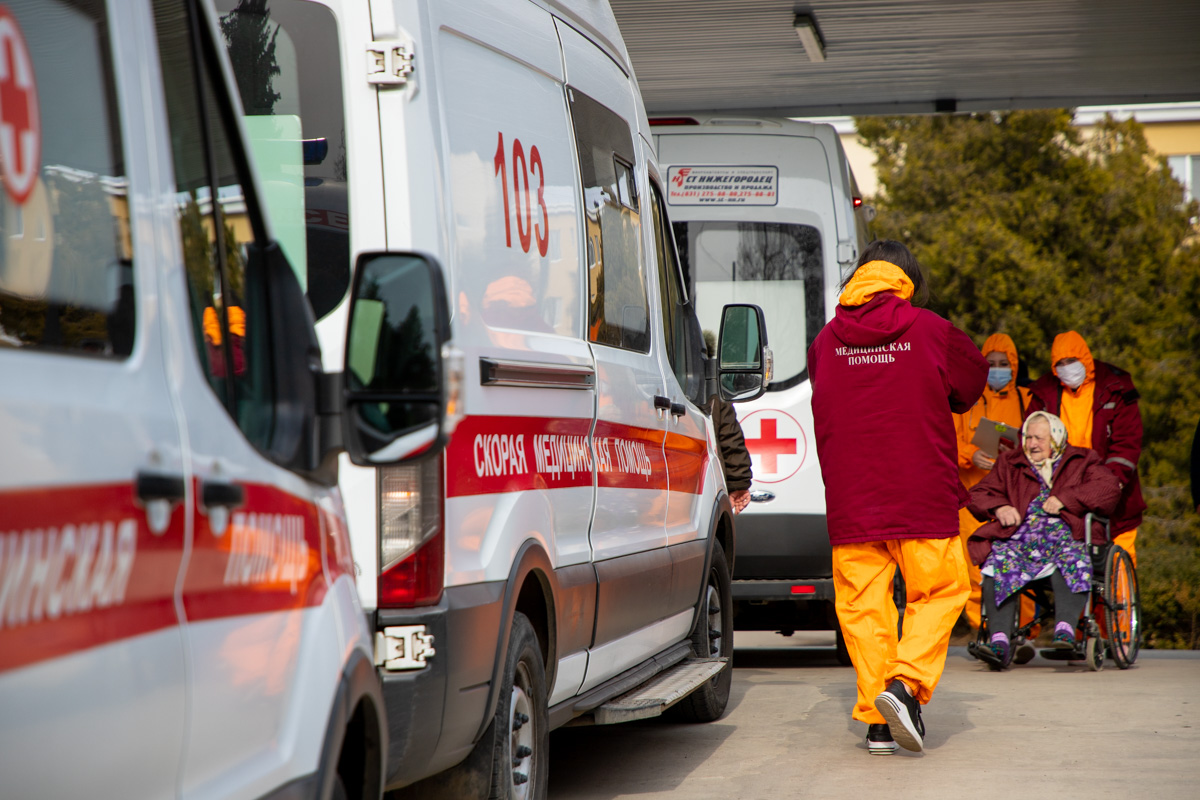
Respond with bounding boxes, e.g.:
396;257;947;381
673;221;824;390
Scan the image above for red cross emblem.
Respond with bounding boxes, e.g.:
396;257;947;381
0;7;40;206
741;409;807;483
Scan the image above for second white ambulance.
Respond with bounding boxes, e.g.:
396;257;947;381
214;1;770;797
0;0;457;798
654;117;872;662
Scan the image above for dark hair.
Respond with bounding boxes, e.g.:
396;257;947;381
841;239;930;307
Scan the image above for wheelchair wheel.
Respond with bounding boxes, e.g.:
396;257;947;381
1104;545;1141;669
1085;635;1104;671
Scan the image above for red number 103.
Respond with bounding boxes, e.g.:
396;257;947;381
494;131;549;257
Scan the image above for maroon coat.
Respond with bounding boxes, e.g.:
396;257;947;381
808;294;988;545
965;445;1122;565
1027;361;1145;534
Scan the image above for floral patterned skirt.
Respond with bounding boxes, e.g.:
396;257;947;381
982;484;1092;606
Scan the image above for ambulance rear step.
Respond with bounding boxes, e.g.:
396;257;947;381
570;658;728;726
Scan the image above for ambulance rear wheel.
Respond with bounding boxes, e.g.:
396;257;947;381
668;541;732;722
490;612;547;800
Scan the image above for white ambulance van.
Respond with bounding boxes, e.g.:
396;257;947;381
213;1;771;797
0;1;457;798
654;117;872;661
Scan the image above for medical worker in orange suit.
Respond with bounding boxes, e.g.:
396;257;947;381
953;334;1032;631
1027;331;1145;565
808;240;987;755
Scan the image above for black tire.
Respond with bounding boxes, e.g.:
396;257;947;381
834;625;852;667
489;612;547;800
1104;545;1141;669
669;540;733;722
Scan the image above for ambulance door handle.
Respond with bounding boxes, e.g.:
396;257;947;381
200;480;244;538
669;402;686;418
653;395;672;411
136;471;185;536
136;471;186;504
201;480;245;511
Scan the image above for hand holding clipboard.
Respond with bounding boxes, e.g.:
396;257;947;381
970;417;1021;459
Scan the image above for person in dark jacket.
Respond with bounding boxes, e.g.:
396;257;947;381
808;240;987;755
712;397;752;512
703;329;753;512
966;411;1121;669
1027;331;1145;565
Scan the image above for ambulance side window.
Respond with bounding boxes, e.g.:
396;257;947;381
154;0;276;450
569;90;649;353
650;183;704;406
0;0;135;358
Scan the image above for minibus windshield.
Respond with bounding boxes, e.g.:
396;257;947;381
674;221;824;390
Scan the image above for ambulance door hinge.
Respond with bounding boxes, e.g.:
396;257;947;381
367;41;413;86
837;241;856;266
375;625;435;670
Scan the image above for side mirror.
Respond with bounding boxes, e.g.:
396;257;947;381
342;252;452;465
717;303;772;403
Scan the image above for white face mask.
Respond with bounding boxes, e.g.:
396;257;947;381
1055;361;1087;390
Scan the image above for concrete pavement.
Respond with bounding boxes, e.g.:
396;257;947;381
549;631;1199;799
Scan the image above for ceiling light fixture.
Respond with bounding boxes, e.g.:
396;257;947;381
794;14;825;62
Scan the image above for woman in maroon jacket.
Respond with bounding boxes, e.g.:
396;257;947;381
966;411;1121;669
808;240;987;755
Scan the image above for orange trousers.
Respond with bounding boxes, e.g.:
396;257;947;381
833;537;969;724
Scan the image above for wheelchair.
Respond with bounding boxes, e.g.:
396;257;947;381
967;514;1141;671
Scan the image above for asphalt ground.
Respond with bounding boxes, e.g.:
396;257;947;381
549;631;1199;799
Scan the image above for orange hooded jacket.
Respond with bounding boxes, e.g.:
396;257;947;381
955;333;1032;490
1028;331;1145;534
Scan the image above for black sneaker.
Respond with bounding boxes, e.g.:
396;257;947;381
866;723;898;755
874;680;924;753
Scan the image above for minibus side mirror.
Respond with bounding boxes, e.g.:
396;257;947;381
342;252;452;465
716;303;772;403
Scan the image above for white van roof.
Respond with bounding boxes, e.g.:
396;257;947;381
650;115;828;138
536;0;633;76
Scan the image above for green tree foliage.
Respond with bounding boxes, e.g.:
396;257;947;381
857;110;1200;647
220;0;281;116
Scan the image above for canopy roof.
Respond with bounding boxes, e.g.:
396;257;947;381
610;1;1200;117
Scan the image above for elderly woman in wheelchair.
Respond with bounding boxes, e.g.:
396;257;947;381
964;411;1121;670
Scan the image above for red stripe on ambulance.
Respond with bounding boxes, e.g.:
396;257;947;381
664;429;709;495
182;482;329;622
445;415;707;497
593;420;665;491
0;483;182;673
447;415;592;496
0;481;339;674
